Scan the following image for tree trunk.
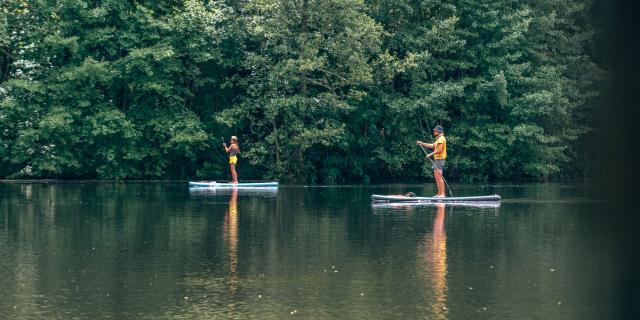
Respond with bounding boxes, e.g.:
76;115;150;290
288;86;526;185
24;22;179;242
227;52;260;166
299;0;309;94
272;117;281;172
0;49;10;83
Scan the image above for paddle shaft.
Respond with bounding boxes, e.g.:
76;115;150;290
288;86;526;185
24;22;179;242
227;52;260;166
221;137;228;178
419;144;454;197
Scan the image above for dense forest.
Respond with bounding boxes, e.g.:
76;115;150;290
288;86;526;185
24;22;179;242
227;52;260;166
0;0;604;183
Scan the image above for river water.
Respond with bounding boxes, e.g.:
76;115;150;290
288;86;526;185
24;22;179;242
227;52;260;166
0;182;615;319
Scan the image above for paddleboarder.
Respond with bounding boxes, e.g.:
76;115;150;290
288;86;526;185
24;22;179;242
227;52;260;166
417;125;447;197
223;136;240;184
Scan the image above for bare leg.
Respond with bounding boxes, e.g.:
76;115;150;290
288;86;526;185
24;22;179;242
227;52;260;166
434;169;445;197
230;164;238;183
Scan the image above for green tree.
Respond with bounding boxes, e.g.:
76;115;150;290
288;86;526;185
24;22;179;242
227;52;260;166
0;0;604;182
217;0;384;183
363;0;602;182
1;0;235;178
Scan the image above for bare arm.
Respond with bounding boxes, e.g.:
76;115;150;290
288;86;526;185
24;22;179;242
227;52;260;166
416;140;434;149
423;140;444;158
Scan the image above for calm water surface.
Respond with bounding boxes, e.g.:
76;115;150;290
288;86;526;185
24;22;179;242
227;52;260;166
0;182;614;319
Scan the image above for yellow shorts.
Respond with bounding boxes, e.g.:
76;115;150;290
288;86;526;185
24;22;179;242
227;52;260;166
229;156;237;164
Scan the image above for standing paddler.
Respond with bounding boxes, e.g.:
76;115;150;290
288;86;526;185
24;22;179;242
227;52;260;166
417;125;447;197
223;136;240;184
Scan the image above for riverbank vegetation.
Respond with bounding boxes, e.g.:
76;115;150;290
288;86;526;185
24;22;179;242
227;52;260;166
0;0;605;183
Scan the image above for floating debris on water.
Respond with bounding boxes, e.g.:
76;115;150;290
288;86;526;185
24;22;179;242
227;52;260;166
184;296;188;300
258;295;262;298
482;307;487;311
550;268;555;272
360;293;364;296
490;265;494;269
469;287;473;290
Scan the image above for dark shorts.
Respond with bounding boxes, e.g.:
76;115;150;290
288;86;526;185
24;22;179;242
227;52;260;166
432;159;445;171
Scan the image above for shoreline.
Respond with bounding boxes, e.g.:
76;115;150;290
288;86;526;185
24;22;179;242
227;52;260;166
0;179;601;186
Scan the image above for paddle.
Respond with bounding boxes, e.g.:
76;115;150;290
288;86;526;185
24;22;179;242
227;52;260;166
220;137;228;180
418;144;454;197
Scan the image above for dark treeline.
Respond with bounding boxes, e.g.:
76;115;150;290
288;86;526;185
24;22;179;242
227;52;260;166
0;0;604;183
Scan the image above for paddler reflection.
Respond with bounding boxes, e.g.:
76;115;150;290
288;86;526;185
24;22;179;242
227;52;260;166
223;188;239;294
420;203;448;319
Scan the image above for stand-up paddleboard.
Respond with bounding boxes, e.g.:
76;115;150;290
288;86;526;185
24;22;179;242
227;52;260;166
189;181;279;188
371;194;501;203
371;201;500;208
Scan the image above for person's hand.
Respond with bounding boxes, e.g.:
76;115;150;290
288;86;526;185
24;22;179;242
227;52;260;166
427;153;433;158
416;140;422;145
223;142;227;147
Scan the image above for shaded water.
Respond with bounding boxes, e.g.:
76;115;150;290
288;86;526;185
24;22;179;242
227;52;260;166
0;182;614;319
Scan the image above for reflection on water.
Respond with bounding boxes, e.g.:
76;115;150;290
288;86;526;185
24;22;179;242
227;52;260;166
224;189;239;294
376;202;451;319
0;183;616;319
421;204;448;319
371;200;500;215
189;187;278;198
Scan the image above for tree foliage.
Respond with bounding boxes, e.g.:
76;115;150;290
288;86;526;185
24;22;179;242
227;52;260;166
0;0;604;182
